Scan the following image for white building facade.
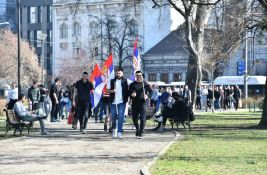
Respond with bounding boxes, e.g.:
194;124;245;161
52;0;183;80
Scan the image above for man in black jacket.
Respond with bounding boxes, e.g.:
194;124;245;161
107;67;130;139
73;71;94;134
49;78;61;122
129;71;152;139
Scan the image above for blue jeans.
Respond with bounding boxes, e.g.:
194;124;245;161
99;101;109;120
110;103;126;133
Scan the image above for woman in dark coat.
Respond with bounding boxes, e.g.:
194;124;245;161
172;92;187;122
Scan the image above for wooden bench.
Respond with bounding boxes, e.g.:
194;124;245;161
4;109;32;136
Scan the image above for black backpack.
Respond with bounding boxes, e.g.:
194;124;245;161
186;106;195;121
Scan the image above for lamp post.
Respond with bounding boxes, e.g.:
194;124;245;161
37;32;47;85
17;0;21;95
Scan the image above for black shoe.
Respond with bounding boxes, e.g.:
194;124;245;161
138;133;143;139
109;128;113;133
135;130;139;137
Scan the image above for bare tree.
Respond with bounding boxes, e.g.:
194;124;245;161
201;1;246;112
56;48;95;85
0;30;42;86
151;0;221;105
102;15;139;67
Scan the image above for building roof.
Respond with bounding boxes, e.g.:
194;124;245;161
143;28;187;55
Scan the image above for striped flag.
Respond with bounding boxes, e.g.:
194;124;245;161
90;64;105;108
133;37;141;71
131;37;141;80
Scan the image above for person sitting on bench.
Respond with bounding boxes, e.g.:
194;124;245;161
13;94;48;135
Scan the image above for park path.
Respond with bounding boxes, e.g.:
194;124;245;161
0;119;175;175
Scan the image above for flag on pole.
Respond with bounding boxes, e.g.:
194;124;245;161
131;37;141;80
90;64;105;108
102;54;115;82
133;37;141;72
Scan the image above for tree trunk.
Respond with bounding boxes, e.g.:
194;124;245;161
258;75;267;127
185;53;201;107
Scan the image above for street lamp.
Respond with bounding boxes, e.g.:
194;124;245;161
17;0;21;95
37;32;47;85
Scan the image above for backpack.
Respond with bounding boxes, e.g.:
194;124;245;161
186;106;195;121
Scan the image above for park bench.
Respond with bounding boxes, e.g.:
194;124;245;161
152;106;195;131
4;109;32;136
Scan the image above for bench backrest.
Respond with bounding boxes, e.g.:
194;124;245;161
5;110;21;124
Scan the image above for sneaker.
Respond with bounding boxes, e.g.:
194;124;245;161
72;125;77;129
113;131;117;138
138;133;143;139
82;129;87;134
41;131;49;135
117;132;122;139
153;115;163;123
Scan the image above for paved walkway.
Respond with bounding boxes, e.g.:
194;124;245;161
0;119;175;175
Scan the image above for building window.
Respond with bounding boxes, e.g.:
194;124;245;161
47;30;52;47
72;41;81;55
160;73;169;83
73;22;81;36
173;73;181;82
94;47;98;56
47;6;52;22
129;19;138;35
47;54;51;71
29;7;37;23
148;73;156;81
60;42;68;50
37;6;42;23
89;21;98;35
60;23;68;38
28;30;35;46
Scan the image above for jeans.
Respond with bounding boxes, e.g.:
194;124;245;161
110;103;126;133
20;115;46;132
99;101;109;121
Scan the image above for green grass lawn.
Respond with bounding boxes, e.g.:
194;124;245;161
151;111;267;175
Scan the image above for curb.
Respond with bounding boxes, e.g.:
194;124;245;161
140;130;183;175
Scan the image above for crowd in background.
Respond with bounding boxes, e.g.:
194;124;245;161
5;75;243;136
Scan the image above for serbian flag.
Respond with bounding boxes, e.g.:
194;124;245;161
90;64;105;108
133;37;141;71
131;37;141;80
102;54;115;86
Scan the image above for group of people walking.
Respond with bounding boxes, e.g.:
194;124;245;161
71;68;152;139
6;67;152;138
5;69;242;137
195;85;242;111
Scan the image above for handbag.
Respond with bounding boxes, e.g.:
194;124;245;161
67;112;73;124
